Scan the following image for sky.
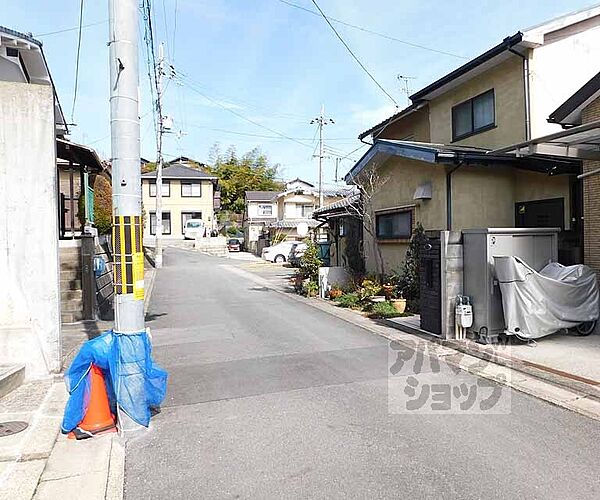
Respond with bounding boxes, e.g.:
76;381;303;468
3;0;596;184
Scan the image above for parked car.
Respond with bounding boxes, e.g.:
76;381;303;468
183;219;204;240
262;240;301;263
288;242;307;267
227;238;241;252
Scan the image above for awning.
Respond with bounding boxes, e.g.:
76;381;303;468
57;138;107;175
345;139;580;183
492;120;600;178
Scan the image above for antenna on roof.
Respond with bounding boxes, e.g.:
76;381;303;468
397;75;417;106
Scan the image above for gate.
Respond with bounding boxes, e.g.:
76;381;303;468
419;233;442;335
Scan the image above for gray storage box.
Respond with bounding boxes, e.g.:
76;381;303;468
462;228;559;341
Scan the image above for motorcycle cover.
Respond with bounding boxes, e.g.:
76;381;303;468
493;256;599;339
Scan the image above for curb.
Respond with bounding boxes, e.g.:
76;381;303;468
225;264;600;422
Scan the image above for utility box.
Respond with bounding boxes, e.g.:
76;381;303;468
462;228;559;343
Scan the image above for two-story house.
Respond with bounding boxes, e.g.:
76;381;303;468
243;190;280;254
348;5;600;274
141;164;218;241
269;179;350;241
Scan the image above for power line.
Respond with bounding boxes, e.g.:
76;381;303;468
309;0;398;106
70;0;85;124
177;75;314;150
35;19;107;37
278;0;467;60
178;72;309;123
186;124;357;141
172;0;179;62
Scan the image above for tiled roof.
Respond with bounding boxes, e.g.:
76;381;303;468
269;219;320;229
141;164;217;180
245;190;280;202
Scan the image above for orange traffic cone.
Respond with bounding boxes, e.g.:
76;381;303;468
68;365;116;440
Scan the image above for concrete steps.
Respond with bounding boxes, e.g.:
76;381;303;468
59;246;84;325
0;364;25;399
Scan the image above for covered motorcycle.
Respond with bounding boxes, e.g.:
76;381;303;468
493;256;599;339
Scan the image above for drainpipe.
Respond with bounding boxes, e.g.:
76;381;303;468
446;161;464;230
508;46;531;141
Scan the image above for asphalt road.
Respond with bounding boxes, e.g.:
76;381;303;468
125;248;600;500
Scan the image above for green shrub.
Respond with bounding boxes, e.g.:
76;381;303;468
299;241;322;283
303;280;319;297
367;301;405;319
335;293;360;308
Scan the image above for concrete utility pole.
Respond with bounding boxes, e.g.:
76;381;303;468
311;105;334;208
108;0;145;333
154;42;165;269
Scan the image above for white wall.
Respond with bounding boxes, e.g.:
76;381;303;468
0;81;61;378
529;21;600;138
247;201;277;219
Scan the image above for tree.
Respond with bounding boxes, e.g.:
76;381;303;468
343;164;389;281
93;175;113;235
207;145;283;214
396;223;427;312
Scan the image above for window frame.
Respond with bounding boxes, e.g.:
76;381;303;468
181;211;203;234
451;89;496;142
149;180;170;198
257;204;273;217
301;204;314;218
181;181;202;198
149;211;171;235
375;210;413;241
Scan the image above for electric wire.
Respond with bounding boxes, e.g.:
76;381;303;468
35;19;107;37
278;0;467;60
176;75;314;150
309;0;398;106
70;0;85;124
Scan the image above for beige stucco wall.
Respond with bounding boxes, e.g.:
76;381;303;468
451;165;515;229
363;158;573;274
363;157;446;274
378;106;430;142
428;55;526;148
451;166;570;230
141;178;215;237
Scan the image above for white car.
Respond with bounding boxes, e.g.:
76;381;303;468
262;240;301;263
183;219;205;240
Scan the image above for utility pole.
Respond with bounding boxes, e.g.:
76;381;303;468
311;105;334;208
154;42;165;269
108;0;145;333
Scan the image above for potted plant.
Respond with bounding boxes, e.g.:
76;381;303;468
381;283;394;300
390;290;407;313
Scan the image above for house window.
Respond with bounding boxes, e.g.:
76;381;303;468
149;211;171;235
181;182;202;197
376;210;412;240
181;211;203;234
149;180;170;197
257;204;273;216
452;89;495;141
301;204;314;217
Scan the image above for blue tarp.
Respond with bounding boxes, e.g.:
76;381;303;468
61;330;168;433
